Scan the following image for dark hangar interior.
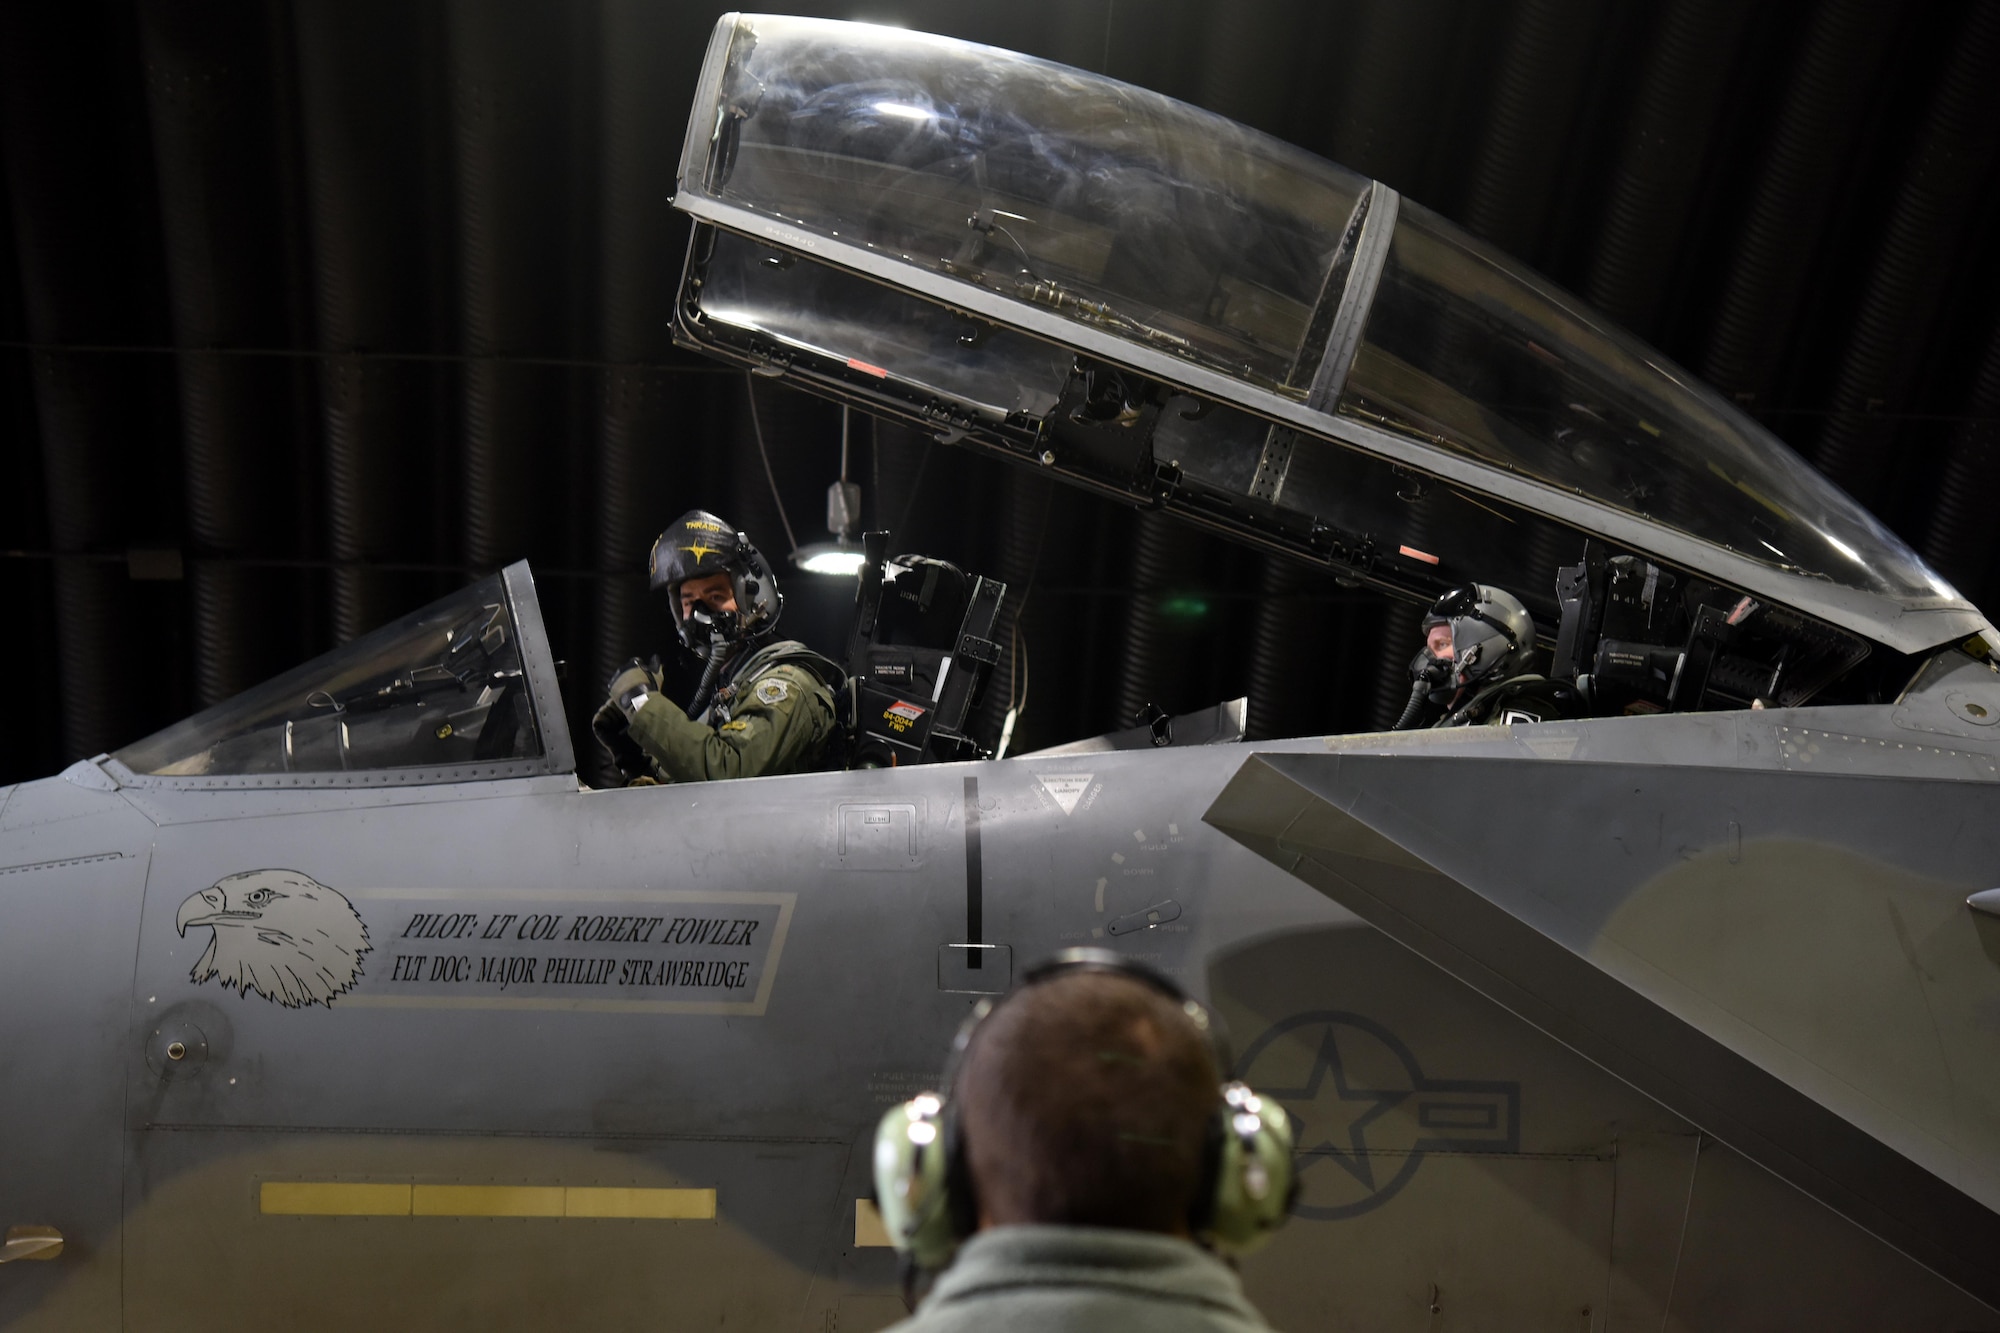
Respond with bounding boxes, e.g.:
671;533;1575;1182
3;0;1998;787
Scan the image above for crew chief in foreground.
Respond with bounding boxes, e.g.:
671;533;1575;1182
873;950;1296;1331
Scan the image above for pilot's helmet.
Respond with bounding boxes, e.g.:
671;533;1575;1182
648;510;783;656
1425;583;1536;696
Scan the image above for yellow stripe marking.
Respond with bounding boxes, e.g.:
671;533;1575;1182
261;1182;412;1216
261;1182;714;1220
567;1187;715;1219
414;1185;566;1217
854;1199;893;1247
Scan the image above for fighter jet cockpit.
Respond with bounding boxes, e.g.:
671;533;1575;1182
91;13;1998;800
667;13;1995;722
97;13;1998;791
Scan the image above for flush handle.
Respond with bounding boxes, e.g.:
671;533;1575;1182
0;1226;63;1263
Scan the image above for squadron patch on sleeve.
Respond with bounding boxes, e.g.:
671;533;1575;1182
752;677;791;706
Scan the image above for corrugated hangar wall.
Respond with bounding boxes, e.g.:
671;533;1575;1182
2;0;1998;786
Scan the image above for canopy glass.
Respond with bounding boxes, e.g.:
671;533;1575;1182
687;15;1368;394
675;13;1984;653
1344;203;1943;602
113;565;565;785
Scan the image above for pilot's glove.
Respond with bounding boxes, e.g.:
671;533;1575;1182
596;657;667;786
592;694;633;746
605;657;663;721
592;696;652;785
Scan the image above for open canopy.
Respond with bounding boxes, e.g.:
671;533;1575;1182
672;13;1988;658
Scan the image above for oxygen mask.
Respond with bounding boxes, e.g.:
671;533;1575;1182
689;604;741;649
1410;646;1453;691
683;607;743;722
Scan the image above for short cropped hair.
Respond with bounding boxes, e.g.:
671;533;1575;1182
956;969;1220;1233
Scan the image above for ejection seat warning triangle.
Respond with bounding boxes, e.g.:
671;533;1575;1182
1037;773;1094;815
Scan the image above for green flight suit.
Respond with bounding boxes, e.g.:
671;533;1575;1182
624;641;839;782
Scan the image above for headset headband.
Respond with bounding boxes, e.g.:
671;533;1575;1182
948;948;1231;1087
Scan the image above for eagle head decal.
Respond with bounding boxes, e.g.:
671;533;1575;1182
177;870;371;1008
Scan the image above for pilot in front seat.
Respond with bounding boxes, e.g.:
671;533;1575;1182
593;509;843;783
1394;583;1581;730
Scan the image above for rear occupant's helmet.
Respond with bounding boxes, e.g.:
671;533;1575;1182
1427;583;1536;696
648;510;783;657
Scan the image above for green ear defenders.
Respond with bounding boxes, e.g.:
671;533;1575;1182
870;948;1297;1270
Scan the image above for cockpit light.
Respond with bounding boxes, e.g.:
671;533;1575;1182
796;543;868;577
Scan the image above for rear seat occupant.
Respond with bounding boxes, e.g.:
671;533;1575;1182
1394;583;1580;729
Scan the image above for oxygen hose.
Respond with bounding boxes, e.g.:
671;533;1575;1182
1391;679;1429;731
685;610;743;721
686;647;729;721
